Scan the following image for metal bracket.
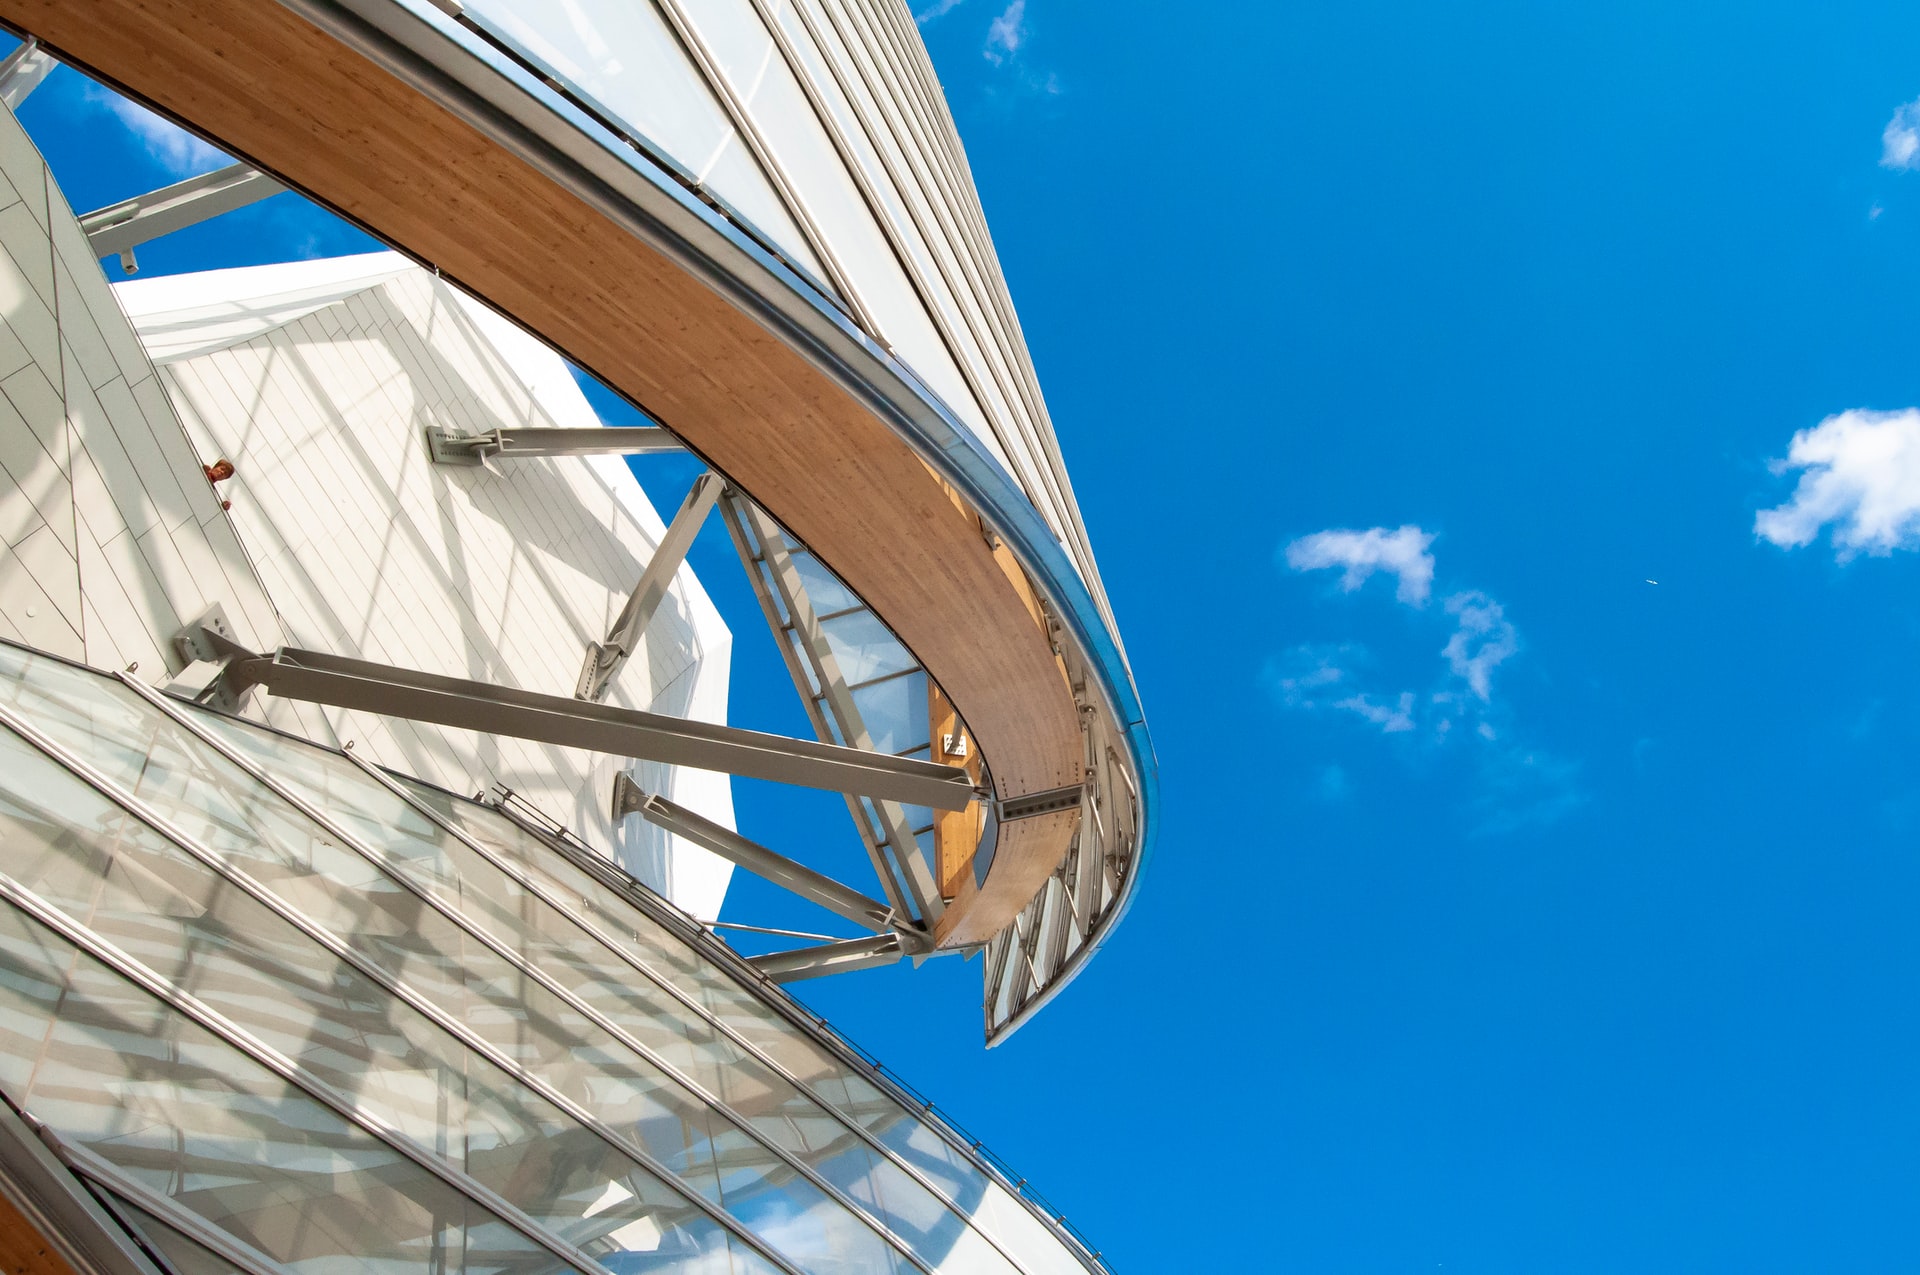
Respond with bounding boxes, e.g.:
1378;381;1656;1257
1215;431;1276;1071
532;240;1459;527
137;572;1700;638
162;606;246;712
996;781;1086;823
427;424;683;467
0;40;55;110
80;164;286;264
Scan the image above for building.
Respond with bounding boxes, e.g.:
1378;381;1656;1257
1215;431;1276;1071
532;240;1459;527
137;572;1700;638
0;1;1154;1271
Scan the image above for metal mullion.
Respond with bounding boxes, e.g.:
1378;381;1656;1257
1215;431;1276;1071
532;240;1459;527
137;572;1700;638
58;1144;298;1275
840;0;1100;567
329;760;936;1275
843;664;920;694
1073;810;1102;942
646;0;884;338
740;0;1036;482
1055;854;1085;943
827;0;1033;384
980;929;1013;1014
745;506;943;920
1016;903;1045;996
0;871;609;1275
113;681;925;1275
2;701;799;1275
481;803;1094;1275
392;776;1047;1275
828;0;1060;443
1040;877;1073;987
717;494;921;918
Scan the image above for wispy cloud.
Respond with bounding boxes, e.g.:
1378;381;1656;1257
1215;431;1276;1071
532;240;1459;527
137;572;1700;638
81;83;224;178
1754;408;1920;557
1441;591;1517;700
1269;527;1579;832
1284;524;1437;606
984;0;1026;63
915;0;966;22
1884;98;1920;170
1335;691;1417;733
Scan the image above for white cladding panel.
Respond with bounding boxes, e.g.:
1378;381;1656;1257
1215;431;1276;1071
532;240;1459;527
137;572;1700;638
458;0;1113;627
0;98;302;717
114;255;738;920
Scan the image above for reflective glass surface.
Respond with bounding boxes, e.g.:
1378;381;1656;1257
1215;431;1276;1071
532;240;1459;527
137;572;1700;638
0;640;1101;1275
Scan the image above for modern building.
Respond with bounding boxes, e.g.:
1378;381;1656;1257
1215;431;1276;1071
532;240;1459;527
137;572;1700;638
0;1;1154;1271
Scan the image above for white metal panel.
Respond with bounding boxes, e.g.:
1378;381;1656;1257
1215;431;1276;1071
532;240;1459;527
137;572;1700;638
119;256;739;919
0;100;287;688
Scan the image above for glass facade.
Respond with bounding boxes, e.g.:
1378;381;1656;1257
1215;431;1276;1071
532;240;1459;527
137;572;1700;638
0;638;1103;1275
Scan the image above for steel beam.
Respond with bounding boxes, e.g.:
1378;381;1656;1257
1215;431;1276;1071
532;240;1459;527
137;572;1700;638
426;424;683;465
749;934;903;983
623;783;894;934
80;164;284;268
577;472;719;701
180;632;978;811
0;40;54;110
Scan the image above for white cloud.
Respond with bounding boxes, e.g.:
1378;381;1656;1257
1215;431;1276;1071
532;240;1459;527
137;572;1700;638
1283;524;1436;606
1754;408;1920;556
1884;98;1920;170
915;0;965;21
83;84;224;178
984;0;1026;63
1270;531;1576;832
1263;646;1351;708
1441;591;1517;700
1334;692;1416;733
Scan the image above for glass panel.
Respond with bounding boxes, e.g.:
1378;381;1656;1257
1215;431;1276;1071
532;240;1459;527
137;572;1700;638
0;904;574;1275
819;612;915;686
0;644;1091;1275
101;1194;255;1275
0;726;745;1274
787;552;859;618
672;0;990;435
398;793;1018;1274
849;671;928;755
461;0;827;283
185;716;903;1275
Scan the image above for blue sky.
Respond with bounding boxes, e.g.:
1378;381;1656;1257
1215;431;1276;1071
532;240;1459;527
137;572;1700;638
23;0;1920;1267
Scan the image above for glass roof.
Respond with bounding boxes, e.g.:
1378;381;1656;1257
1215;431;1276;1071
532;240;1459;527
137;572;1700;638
0;637;1105;1275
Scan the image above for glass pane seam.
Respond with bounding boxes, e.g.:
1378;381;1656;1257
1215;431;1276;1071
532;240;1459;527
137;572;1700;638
110;666;1039;1275
646;0;883;337
738;0;1037;483
106;681;840;1275
486;798;1054;1275
64;1151;296;1275
0;869;609;1275
337;756;947;1275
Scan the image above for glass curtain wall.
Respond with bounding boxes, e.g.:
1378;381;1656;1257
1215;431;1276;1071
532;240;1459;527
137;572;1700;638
0;639;1101;1275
